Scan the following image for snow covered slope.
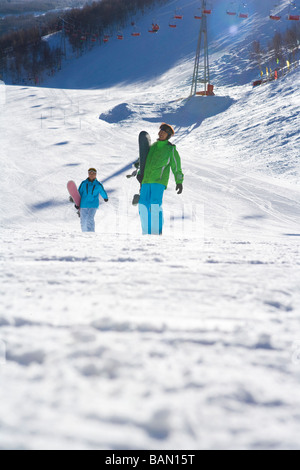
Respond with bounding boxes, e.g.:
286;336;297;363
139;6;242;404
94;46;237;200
0;0;300;450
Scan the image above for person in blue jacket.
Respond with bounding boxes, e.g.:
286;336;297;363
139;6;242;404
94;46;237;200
78;168;108;232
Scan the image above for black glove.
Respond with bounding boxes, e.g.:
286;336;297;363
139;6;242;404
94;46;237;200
137;173;144;184
176;184;183;194
104;198;108;202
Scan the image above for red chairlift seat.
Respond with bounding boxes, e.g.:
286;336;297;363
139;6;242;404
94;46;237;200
194;14;202;19
117;34;124;40
270;14;281;20
169;22;177;28
227;10;237;16
131;31;141;37
239;12;249;18
203;9;212;14
288;14;300;20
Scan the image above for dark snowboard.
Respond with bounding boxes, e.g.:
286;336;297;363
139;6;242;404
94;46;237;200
131;131;151;205
138;131;151;175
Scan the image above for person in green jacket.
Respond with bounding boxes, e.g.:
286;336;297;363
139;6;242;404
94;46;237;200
138;123;184;235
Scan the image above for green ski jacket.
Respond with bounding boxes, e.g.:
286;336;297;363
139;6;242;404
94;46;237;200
142;140;184;188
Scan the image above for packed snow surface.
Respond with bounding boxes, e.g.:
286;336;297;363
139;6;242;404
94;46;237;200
0;0;300;450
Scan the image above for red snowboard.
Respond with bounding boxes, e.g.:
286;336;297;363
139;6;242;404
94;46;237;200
67;180;81;211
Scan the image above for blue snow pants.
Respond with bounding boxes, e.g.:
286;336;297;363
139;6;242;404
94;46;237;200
80;208;97;232
138;183;165;235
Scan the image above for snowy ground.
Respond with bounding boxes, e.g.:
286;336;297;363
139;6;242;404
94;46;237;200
0;0;300;450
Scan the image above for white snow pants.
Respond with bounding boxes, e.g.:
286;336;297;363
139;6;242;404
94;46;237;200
80;208;97;232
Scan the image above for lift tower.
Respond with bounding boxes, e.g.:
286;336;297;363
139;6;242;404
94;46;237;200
190;0;214;96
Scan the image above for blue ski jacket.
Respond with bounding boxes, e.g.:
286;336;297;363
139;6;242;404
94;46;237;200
78;178;108;209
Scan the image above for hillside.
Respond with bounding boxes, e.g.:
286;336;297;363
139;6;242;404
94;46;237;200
43;0;299;89
0;0;300;451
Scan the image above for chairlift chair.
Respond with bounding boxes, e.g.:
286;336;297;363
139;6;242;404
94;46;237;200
269;3;281;20
226;2;237;15
238;2;249;18
288;1;300;20
203;1;212;14
169;16;177;28
270;10;281;19
131;25;141;37
174;9;183;19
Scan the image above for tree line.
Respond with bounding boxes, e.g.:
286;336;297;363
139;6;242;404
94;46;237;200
251;23;300;76
0;0;167;85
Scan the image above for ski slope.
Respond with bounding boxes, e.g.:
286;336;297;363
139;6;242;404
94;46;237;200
0;0;300;450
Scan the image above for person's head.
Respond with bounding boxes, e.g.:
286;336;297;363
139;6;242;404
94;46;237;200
158;123;175;141
88;168;97;181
